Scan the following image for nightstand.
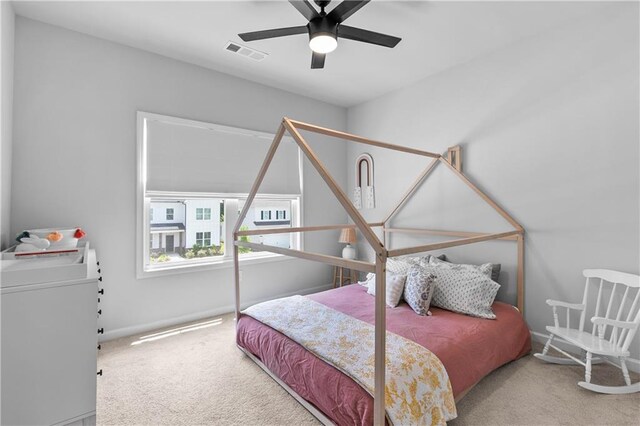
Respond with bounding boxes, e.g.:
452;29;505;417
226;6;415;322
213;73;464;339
333;266;358;288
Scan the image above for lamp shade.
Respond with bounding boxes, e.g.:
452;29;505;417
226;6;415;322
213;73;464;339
339;228;356;244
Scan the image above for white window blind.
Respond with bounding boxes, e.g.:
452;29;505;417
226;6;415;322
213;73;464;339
146;119;301;195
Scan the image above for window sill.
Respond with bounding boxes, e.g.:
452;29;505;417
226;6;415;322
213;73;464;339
137;253;294;279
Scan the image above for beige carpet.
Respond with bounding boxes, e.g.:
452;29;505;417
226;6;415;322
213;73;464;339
98;313;639;425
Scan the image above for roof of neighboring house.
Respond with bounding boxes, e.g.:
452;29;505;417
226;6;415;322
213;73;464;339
253;221;291;227
151;223;186;232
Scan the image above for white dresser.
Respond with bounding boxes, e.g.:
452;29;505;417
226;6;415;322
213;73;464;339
1;247;101;426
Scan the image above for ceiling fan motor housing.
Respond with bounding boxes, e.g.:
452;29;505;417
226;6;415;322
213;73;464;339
307;17;338;41
314;0;332;10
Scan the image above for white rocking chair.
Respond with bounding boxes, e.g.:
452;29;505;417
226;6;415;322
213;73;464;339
534;269;640;394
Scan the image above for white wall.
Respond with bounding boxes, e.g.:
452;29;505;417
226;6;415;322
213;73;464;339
0;1;14;250
347;3;639;356
12;18;348;339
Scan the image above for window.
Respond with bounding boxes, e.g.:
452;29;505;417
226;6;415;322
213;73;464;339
196;232;212;246
149;199;224;264
196;208;211;220
142;196;298;270
137;112;303;278
260;210;272;221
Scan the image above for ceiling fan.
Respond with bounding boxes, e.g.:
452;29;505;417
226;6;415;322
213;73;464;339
238;0;401;69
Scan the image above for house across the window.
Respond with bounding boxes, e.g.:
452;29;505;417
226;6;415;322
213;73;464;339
149;200;222;261
240;199;293;249
255;207;291;226
145;197;295;269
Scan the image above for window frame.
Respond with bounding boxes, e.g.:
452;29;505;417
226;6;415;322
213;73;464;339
136;111;304;279
166;208;174;221
195;231;212;247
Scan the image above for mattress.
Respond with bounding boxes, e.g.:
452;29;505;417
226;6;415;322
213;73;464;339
237;284;531;425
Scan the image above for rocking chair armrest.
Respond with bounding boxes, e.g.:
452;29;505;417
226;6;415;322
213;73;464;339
591;317;638;330
546;299;585;311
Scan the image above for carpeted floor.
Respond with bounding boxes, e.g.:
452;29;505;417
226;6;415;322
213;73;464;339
97;313;640;425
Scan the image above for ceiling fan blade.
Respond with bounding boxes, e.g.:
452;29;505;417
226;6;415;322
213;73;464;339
239;26;308;42
289;0;320;21
311;52;326;69
338;25;401;48
327;1;370;24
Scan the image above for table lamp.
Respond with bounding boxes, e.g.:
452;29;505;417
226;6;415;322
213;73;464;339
339;228;357;260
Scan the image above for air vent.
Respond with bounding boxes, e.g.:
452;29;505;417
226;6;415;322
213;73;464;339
224;41;268;62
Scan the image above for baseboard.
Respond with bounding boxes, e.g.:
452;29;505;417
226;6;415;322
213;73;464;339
530;330;640;373
101;283;333;342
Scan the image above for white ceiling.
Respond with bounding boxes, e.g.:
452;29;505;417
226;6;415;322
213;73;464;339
12;1;606;107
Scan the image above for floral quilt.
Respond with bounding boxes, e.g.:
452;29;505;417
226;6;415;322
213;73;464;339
243;295;456;425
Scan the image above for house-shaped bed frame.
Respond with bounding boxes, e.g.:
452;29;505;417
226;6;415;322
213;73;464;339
233;117;525;426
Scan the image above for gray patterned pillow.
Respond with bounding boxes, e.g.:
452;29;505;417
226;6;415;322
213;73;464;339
427;264;500;319
403;266;437;316
424;254;448;263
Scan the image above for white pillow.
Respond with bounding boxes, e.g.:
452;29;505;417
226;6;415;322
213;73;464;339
427;263;500;319
428;256;493;278
386;257;424;276
366;272;407;308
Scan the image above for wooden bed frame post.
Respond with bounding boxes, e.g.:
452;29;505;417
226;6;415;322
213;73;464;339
233;233;241;322
282;118;390;425
517;233;525;314
373;253;387;426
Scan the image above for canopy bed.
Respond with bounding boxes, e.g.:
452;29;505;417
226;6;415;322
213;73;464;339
232;118;528;425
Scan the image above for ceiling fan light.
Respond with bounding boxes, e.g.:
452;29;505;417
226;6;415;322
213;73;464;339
309;33;337;54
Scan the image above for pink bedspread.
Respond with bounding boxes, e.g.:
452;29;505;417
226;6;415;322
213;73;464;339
237;284;531;425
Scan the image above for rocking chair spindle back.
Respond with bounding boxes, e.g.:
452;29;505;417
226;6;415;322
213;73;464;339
535;269;640;394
